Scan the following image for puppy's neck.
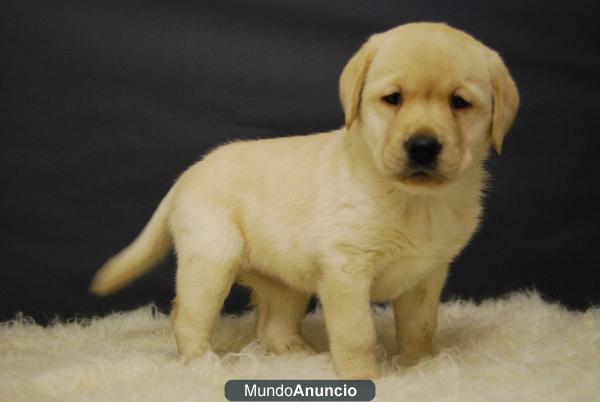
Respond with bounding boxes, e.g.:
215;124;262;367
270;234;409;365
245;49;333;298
340;125;376;171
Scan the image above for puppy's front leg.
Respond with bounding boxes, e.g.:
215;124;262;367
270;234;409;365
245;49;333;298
318;266;380;379
393;264;448;366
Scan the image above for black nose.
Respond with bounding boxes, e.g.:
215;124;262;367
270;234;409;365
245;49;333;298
404;134;442;166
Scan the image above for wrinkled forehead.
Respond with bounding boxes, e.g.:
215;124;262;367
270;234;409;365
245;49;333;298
367;29;491;93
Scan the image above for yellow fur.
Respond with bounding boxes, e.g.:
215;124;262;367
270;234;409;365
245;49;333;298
90;22;519;379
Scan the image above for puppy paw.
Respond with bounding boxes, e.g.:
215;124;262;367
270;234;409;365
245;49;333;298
281;338;316;355
392;346;434;367
334;352;381;379
265;335;316;355
176;343;211;362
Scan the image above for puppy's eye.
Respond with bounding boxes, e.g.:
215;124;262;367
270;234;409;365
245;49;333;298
451;95;471;109
382;92;402;106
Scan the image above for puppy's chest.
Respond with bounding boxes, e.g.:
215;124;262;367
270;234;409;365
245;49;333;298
333;193;477;275
344;198;471;257
354;198;477;300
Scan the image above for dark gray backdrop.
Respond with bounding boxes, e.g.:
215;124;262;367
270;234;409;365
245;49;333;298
2;0;599;322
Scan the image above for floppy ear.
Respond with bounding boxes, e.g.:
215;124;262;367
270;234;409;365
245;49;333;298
488;50;520;154
339;35;382;129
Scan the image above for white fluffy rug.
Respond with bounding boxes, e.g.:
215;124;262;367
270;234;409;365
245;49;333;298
1;292;599;402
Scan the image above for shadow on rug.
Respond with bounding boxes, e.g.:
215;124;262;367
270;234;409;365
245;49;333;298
1;291;598;401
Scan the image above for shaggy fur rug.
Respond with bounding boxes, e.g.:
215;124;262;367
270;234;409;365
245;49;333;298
1;292;598;402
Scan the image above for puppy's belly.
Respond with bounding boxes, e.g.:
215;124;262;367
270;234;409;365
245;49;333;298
241;249;320;295
370;257;437;302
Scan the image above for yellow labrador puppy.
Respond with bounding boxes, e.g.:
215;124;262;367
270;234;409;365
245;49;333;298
91;22;518;379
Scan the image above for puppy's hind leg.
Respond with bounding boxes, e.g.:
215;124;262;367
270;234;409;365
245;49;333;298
170;204;243;359
243;273;314;354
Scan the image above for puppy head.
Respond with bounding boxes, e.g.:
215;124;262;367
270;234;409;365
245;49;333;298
340;23;519;190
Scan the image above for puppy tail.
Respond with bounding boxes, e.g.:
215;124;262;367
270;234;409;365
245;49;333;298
89;188;174;296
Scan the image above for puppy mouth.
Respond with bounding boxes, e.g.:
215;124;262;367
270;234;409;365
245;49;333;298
395;168;446;185
409;170;432;179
